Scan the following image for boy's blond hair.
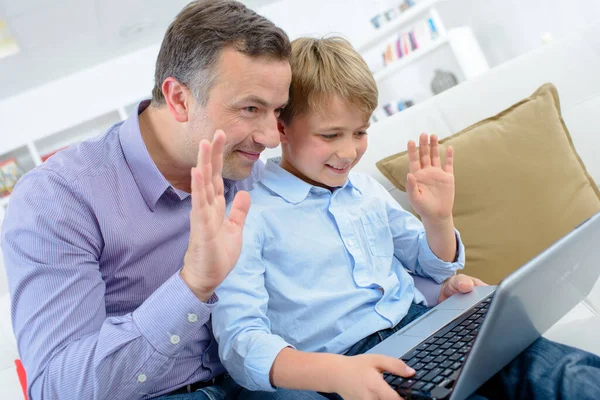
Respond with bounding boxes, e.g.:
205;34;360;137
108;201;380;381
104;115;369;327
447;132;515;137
279;36;378;123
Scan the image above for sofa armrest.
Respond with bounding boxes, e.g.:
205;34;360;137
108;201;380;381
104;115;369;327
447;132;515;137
412;275;442;307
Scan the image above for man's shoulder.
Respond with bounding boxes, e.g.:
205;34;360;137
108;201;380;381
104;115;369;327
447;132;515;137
9;123;127;209
42;122;125;182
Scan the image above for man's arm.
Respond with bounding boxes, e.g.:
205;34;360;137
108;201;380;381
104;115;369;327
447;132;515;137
2;168;214;400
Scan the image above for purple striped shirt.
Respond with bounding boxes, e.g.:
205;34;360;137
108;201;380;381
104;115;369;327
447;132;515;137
1;100;264;399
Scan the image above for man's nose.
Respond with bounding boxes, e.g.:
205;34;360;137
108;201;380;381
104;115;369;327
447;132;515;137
253;113;280;149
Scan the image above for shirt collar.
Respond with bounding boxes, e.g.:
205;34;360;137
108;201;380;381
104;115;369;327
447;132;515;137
261;157;361;204
119;100;175;211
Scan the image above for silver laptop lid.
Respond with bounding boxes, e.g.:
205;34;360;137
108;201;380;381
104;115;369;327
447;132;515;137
452;211;600;400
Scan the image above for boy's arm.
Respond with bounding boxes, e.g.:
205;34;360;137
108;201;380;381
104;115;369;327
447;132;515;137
404;133;458;262
212;213;292;391
213;214;415;398
271;348;415;399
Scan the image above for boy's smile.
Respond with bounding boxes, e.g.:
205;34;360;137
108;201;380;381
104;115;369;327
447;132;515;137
279;94;370;190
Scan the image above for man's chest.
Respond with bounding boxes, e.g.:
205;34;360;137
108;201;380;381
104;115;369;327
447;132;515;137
96;198;192;316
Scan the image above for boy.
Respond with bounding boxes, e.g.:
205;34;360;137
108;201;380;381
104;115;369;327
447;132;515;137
213;37;600;400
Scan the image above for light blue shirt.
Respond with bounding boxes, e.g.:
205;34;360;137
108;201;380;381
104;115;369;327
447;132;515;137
213;158;465;391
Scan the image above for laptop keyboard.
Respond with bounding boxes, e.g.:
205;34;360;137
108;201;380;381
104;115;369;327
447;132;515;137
383;295;493;400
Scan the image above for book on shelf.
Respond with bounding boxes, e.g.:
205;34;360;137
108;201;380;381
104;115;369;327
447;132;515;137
371;99;416;123
0;157;25;198
382;17;440;67
370;0;416;30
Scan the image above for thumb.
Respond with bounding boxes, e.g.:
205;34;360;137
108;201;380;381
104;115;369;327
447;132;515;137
406;173;418;196
454;274;475;294
228;190;251;227
375;355;415;378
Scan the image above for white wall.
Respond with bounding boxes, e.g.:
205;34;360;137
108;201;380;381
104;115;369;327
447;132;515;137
437;0;600;68
261;0;600;69
1;0;599;150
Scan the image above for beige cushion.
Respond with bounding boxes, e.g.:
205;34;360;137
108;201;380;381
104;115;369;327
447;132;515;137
376;83;600;284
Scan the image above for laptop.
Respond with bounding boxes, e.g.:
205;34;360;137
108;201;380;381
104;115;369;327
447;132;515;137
367;211;600;400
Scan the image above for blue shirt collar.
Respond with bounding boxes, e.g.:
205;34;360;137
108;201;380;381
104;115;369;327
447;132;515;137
119;100;175;211
261;157;361;204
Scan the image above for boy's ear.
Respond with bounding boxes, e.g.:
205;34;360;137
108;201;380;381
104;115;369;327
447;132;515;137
277;120;288;143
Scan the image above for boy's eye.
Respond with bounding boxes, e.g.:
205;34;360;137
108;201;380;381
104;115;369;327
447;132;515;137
320;134;338;140
355;131;368;137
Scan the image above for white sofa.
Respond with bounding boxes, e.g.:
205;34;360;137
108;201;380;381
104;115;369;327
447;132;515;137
353;24;600;357
263;23;600;354
2;24;600;400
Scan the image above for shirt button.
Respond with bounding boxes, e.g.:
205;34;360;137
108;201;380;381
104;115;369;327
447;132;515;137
188;313;198;323
170;335;181;345
348;239;356;247
137;374;147;383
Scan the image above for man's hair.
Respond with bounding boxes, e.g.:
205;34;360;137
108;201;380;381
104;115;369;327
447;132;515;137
151;0;291;106
279;36;378;124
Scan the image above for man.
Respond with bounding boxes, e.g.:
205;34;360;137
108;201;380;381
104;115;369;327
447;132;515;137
1;1;480;399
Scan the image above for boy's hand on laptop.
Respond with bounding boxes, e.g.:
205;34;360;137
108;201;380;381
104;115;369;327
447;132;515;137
336;354;413;399
439;274;488;303
406;133;454;222
181;130;251;302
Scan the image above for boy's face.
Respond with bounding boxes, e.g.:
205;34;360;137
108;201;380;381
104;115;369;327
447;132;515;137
280;95;369;190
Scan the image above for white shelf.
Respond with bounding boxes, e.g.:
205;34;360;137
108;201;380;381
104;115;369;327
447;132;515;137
373;35;449;82
356;0;444;53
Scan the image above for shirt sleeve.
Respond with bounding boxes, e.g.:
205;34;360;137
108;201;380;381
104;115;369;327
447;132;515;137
213;211;292;392
1;168;214;400
373;178;465;284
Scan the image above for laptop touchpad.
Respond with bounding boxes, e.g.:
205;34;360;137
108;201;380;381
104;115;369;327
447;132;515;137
398;309;464;338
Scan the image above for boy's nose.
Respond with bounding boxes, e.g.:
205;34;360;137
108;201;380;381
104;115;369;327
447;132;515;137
337;144;357;161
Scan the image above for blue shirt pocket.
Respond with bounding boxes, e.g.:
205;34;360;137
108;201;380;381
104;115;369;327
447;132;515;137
360;213;394;257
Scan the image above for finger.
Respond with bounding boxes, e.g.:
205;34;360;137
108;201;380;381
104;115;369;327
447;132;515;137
442;277;459;299
375;355;415;378
228;190;251;228
198;139;215;205
405;173;417;197
444;145;454;175
419;133;431;168
407;140;420;174
430;134;441;168
190;167;207;211
211;130;226;197
454;275;475;294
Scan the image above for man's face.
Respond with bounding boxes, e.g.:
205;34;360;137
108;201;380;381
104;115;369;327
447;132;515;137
187;48;291;180
280;95;369;190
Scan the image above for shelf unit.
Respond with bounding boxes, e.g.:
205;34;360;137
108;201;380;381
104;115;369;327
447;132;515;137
356;0;445;54
0;101;142;210
357;0;489;120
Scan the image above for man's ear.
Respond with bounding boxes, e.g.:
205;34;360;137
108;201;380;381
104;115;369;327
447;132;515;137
278;120;288;143
162;77;190;123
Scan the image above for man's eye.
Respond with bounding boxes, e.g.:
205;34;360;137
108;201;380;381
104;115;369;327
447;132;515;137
244;106;258;113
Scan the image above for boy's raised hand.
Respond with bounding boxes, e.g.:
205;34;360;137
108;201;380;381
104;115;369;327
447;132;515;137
406;133;454;222
180;130;251;302
335;354;413;400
